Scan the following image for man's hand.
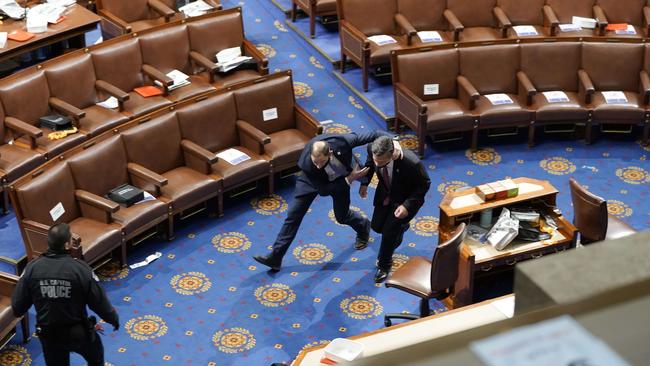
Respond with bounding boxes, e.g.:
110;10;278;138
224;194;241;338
359;185;368;199
394;205;409;219
95;323;105;335
392;140;403;160
346;164;369;183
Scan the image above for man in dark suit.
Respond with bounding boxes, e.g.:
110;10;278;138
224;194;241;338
253;131;399;271
360;135;431;283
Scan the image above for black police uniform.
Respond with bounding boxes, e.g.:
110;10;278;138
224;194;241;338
12;249;119;366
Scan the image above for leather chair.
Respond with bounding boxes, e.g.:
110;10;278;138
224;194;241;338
91;38;173;119
97;0;181;39
579;43;647;144
395;0;453;43
544;0;601;37
44;54;130;137
519;42;588;145
0;69;88;159
383;223;466;326
187;9;269;88
569;177;636;244
120;113;221;232
337;0;413;92
393;48;477;156
138;25;217;102
176;92;273;209
0;272;29;344
594;0;647;37
445;0;502;42
67;135;170;242
291;0;338;38
232;74;322;174
495;0;551;38
458;44;534;142
14;163;124;266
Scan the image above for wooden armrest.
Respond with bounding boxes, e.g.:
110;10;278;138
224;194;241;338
644;7;650;35
148;0;175;21
295;105;323;137
395;13;416;45
493;7;512;38
457;75;479;110
443;9;464;41
640;70;650;104
516;71;537;106
49;97;85;121
242;40;269;74
190;51;218;82
75;189;119;213
98;9;132;32
142;64;173;87
204;0;222;10
0;272;19;284
394;82;427;111
543;5;559;36
5;117;42;138
95;80;129;111
339;20;370;46
181;139;218;164
127;163;168;186
593;5;608;35
578;69;595;104
236;120;271;144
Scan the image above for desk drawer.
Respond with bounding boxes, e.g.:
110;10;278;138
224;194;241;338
475;243;571;272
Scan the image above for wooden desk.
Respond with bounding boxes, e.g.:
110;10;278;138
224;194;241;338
438;177;577;309
0;4;100;63
292;295;514;366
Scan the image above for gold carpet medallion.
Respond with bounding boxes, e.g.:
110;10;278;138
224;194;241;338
256;43;276;58
616;166;649;184
96;260;129;282
328;206;367;226
293;82;314;99
324;123;352;134
340;295;383;320
390;254;410;272
397;134;419;151
539;157;576;175
211;232;252;254
309;56;325;69
0;345;31;366
465;148;502;166
293;243;334;265
607;200;634;218
254;283;296;307
170;272;212;296
437;180;469;195
410;216;439;237
212;327;256;354
125;315;168;341
251;194;288;215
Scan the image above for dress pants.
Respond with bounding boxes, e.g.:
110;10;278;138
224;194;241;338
371;203;410;269
271;184;368;259
40;323;104;366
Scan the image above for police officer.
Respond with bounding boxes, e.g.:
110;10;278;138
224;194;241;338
12;223;119;366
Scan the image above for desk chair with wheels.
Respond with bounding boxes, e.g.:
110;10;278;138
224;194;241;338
569;177;636;245
384;223;466;326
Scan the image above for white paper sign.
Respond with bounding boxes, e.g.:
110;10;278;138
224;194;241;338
615;25;637;35
423;83;439;96
154;69;190;91
559;23;581;32
602;91;628;104
513;25;538;37
543;91;569;103
129;252;162;269
217;148;251;165
263;107;278;121
417;31;443;43
572;16;597;29
470;315;631;366
485;93;513;105
179;0;213;17
50;202;65;221
0;32;7;49
367;35;397;46
96;96;119;109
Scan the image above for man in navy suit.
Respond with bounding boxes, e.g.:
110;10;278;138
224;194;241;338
253;131;400;271
360;135;431;283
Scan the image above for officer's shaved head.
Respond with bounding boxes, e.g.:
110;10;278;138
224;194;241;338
311;141;330;157
48;223;71;251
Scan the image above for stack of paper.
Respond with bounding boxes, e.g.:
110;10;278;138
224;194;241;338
512;25;538;37
96;96;119;109
217;148;251;165
46;0;76;7
0;0;26;20
28;3;66;24
602;91;628;104
572;16;597;29
367;35;396;46
485;93;513;105
558;23;581;32
215;47;252;73
0;32;7;49
155;69;191;91
417;31;443;43
179;0;214;17
615;25;637;35
543;91;570;103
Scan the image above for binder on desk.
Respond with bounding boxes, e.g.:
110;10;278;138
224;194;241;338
134;86;163;97
8;30;35;42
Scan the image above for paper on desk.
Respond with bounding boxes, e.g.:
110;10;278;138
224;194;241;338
217;148;251;165
512;25;538;36
46;0;76;7
154;69;191;90
470;315;631;366
418;31;443;43
28;3;66;24
449;193;483;209
129;252;162;269
0;32;7;49
558;23;581;32
543;91;569;103
615;24;637;35
215;47;252;72
490;296;515;318
96;96;119;109
484;93;513;105
135;191;157;205
602;91;628;104
0;0;25;20
179;0;213;17
368;35;397;46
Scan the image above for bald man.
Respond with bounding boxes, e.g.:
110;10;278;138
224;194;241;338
253;131;400;271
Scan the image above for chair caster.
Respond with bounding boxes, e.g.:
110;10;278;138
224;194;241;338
384;317;392;327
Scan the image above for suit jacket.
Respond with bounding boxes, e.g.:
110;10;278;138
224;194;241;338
362;147;431;218
295;131;391;197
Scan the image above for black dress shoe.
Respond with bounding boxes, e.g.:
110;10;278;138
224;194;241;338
253;254;282;272
355;219;371;250
374;268;390;283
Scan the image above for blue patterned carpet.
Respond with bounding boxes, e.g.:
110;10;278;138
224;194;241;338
1;1;649;365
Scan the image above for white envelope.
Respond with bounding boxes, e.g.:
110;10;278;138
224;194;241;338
543;91;569;103
367;35;397;46
417;31;443;43
512;25;538;37
601;91;628;104
484;93;513;105
558;23;581;32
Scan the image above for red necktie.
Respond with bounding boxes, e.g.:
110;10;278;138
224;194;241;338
381;166;391;206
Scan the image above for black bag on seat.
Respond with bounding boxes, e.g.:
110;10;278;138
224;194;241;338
107;184;144;207
39;114;72;131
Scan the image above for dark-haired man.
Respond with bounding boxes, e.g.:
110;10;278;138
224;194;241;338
360;135;431;283
12;223;119;366
253;131;401;271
